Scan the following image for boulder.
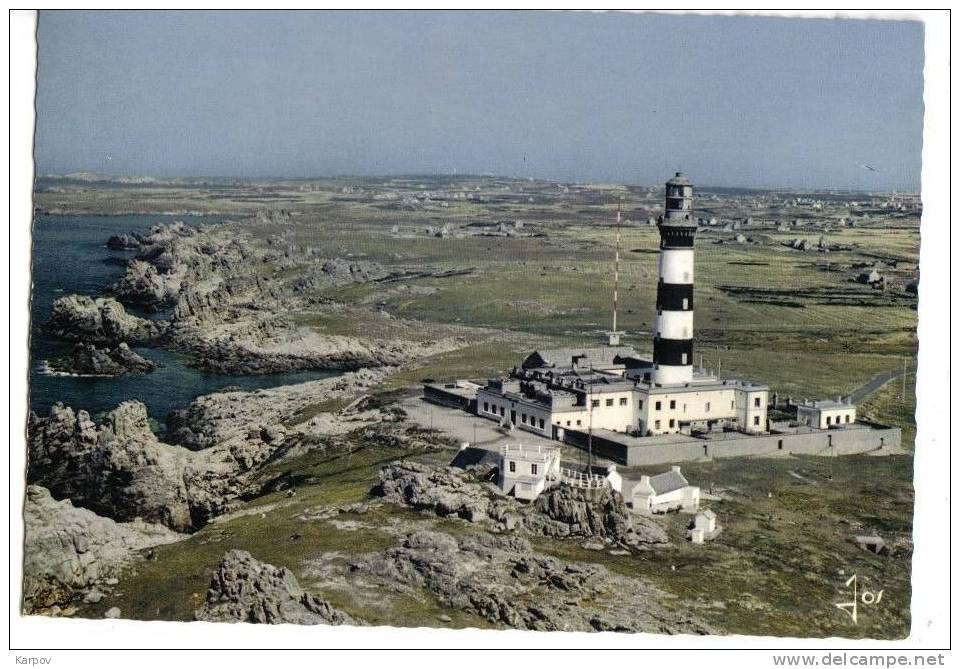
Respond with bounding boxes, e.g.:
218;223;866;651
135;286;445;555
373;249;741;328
194;550;354;625
374;461;490;522
49;342;157;376
48;295;166;345
351;530;713;634
22;485;183;614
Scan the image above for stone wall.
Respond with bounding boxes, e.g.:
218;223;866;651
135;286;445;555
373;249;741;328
564;425;902;466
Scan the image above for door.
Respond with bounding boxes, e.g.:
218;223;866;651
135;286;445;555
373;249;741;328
510;410;516;425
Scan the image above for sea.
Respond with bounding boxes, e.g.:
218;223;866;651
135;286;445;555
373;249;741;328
28;214;337;426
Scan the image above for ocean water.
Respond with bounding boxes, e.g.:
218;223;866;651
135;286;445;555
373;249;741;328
28;214;337;425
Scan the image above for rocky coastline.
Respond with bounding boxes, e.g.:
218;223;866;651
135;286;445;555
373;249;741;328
48;342;157;377
47;220;475;375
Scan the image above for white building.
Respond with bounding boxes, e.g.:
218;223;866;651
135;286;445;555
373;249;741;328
477;364;768;439
628;466;700;514
688;509;720;544
498;443;561;501
796;397;857;429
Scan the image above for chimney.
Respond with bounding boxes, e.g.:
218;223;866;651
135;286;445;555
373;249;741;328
671;465;681;474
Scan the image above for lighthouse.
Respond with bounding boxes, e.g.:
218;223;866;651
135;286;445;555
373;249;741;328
653;172;697;385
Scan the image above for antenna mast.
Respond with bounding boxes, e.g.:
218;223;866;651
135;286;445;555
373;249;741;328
607;197;625;346
614;198;621;332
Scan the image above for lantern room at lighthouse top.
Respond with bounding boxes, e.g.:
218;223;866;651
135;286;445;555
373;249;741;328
663;172;694;223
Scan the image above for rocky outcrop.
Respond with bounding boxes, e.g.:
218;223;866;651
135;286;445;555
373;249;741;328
47;295;166;345
109;222;236;307
194;550;354;626
106;233;143;250
27;372;393;531
165;368;384;449
26;401;274;532
22;485;183;615
351;531;713;634
112;259;181;306
526;485;668;545
374;461;491;522
292;258;388;293
48;342;157;376
374;462;668;546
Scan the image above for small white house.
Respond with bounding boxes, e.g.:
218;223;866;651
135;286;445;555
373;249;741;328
629;466;700;514
688;509;721;544
795;397;857;429
498;443;561;501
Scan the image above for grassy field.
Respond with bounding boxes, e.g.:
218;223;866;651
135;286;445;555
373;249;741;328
39;176;920;636
76;434;913;638
37;176;920;448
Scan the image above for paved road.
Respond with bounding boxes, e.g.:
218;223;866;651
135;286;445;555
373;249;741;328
847;364;913;404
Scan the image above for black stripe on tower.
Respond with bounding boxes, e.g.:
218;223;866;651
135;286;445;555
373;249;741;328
659;226;696;249
653;337;693;366
656;282;694;311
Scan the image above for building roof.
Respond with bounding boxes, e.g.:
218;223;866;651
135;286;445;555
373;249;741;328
522;346;638;371
638;377;770;395
450;446;500;470
500;443;560;462
801;398;853;410
699;509;716;520
649;468;690;495
667;172;692;186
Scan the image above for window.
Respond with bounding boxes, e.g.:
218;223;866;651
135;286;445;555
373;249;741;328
639;400;644;409
576;420;582;426
531;464;538;475
654;420;661;430
705;402;711;412
777;439;783;450
605;398;614;407
669;419;676;428
670;400;676;409
500;407;505;417
521;414;527;424
730;400;735;410
845;415;851;423
754;397;761;408
591;399;600;408
682;298;689;310
509;461;516;473
655;401;662;411
539;419;544;429
619;397;628;406
566;421;571;427
681;353;688;365
753;416;760;426
483;402;489;412
826;416;832;425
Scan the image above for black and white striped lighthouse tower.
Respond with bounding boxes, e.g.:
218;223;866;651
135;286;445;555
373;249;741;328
653;172;697;385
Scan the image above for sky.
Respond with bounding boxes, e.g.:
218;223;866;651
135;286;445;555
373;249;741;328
34;10;924;190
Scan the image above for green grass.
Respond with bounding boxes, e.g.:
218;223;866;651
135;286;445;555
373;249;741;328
860;370;917;449
536;454;914;639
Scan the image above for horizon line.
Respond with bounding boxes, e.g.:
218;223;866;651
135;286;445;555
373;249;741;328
35;171;921;194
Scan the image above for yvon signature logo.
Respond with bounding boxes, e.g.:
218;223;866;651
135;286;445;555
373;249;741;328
835;573;884;624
